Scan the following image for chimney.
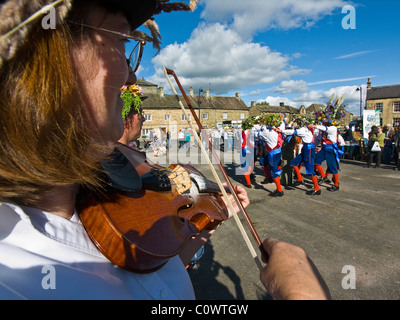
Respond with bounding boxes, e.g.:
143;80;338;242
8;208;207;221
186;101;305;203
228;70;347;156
251;101;256;108
158;87;164;98
235;92;241;100
367;78;372;90
189;87;194;96
205;90;210;99
280;102;285;107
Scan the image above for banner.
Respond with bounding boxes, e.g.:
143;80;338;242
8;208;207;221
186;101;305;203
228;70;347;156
363;110;380;139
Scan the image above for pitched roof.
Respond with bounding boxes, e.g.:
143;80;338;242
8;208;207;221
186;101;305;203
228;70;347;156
367;85;400;100
250;104;299;114
142;94;249;111
136;79;158;87
306;104;325;113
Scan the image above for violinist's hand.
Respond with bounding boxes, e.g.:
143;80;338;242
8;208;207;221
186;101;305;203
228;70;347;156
221;184;250;218
260;238;331;300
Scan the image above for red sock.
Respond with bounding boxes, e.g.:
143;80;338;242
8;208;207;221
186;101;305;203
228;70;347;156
315;165;325;178
311;176;320;191
262;166;272;179
332;174;339;187
325;168;330;179
273;177;283;192
244;166;253;185
292;165;303;181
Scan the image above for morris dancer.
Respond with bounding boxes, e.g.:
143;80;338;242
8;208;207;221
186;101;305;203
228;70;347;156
239;117;255;188
259;115;285;197
314;120;343;191
283;118;321;195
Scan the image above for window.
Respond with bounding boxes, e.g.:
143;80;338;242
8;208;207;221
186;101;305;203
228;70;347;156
375;103;383;112
202;112;209;120
143;129;151;136
393;118;400;127
222;113;228;120
240;113;245;120
164;114;171;121
182;114;191;121
144;114;152;121
393;102;400;113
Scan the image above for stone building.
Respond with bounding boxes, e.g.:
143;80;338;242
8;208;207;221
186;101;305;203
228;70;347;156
136;79;249;140
365;78;400;127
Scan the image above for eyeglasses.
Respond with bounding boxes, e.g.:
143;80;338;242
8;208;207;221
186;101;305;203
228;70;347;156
68;21;146;73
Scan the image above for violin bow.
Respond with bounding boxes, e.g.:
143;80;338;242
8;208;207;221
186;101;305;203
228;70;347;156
164;67;267;270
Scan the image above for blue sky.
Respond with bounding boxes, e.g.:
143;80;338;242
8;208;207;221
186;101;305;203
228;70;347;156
134;0;400;117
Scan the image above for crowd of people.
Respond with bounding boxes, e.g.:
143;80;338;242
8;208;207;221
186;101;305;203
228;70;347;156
363;124;400;170
143;116;400;196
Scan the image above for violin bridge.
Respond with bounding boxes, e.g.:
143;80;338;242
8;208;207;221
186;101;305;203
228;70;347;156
168;165;191;194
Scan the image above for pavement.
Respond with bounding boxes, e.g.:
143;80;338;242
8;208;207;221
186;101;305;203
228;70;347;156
146;145;400;300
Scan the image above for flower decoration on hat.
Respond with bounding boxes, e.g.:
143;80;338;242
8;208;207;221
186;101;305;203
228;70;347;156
241;116;256;130
315;94;346;126
121;84;144;120
261;114;282;128
293;115;315;127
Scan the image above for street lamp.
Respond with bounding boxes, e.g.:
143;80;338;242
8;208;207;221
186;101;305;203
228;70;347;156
356;86;362;118
198;88;204;119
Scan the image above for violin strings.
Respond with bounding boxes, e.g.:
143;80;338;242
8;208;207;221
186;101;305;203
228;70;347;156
163;67;262;271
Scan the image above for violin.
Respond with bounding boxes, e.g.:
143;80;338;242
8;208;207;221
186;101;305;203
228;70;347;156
77;144;230;273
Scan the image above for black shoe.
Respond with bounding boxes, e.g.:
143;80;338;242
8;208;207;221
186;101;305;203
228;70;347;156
306;189;321;196
261;178;273;184
270;190;284;197
374;165;381;168
244;184;252;188
318;177;331;184
327;185;340;192
363;165;371;168
293;180;305;187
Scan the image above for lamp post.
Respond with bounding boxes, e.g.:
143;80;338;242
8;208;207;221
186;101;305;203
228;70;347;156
356;86;362;118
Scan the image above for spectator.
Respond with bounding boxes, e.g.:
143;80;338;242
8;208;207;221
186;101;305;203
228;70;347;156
364;126;384;168
383;124;395;164
178;130;185;149
184;129;191;149
393;127;400;171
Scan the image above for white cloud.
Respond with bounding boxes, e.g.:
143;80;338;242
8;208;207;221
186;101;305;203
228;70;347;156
335;51;376;60
262;96;297;107
273;80;309;94
259;85;368;115
200;0;348;40
309;76;373;86
150;23;308;94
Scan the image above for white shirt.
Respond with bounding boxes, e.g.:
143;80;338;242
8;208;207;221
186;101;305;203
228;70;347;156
316;125;338;144
0;203;195;300
283;127;314;144
259;122;285;149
